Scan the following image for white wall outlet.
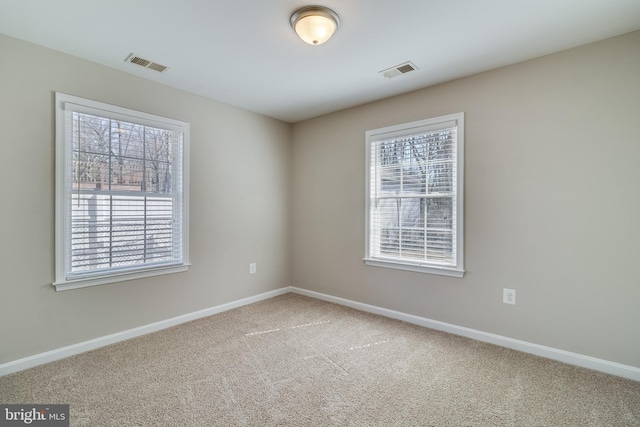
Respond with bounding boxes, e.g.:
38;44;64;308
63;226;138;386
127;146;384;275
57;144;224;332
249;263;257;274
503;288;516;305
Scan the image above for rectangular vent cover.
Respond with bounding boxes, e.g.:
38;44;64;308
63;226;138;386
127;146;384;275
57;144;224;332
125;53;168;73
379;61;418;79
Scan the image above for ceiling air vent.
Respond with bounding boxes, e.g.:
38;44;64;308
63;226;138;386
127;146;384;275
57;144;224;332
125;53;168;73
379;61;418;79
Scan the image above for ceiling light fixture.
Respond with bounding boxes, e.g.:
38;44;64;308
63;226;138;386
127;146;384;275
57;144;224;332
290;5;340;45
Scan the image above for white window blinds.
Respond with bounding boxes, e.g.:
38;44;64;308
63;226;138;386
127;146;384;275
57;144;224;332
55;93;190;290
365;113;464;277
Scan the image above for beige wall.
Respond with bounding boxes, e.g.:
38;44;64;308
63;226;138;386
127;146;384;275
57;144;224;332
0;34;292;363
291;31;640;367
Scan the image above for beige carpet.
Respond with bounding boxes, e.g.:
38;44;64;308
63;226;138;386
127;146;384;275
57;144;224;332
1;293;639;426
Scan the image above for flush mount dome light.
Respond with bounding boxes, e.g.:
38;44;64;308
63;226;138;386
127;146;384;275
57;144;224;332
290;5;340;45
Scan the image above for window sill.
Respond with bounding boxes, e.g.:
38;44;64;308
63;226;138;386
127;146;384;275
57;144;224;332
52;263;191;292
363;258;464;278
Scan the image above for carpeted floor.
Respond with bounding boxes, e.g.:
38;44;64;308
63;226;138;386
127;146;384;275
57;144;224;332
1;293;639;426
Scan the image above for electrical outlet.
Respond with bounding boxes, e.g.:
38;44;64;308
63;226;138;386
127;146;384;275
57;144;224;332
249;263;257;274
503;288;516;305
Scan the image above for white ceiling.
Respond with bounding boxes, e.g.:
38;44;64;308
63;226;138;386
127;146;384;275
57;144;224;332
1;0;640;123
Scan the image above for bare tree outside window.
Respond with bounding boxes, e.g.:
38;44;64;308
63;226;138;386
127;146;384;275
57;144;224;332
70;112;178;273
376;131;455;264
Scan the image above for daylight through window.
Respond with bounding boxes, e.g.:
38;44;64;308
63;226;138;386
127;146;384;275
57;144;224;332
54;93;190;290
365;113;464;277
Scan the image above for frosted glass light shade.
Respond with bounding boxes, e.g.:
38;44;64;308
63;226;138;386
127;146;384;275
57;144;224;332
290;6;340;45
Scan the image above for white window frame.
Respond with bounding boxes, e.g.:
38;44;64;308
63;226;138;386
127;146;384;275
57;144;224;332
54;93;190;291
364;113;464;278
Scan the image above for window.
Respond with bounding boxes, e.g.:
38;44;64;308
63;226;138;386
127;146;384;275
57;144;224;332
54;93;189;291
365;113;464;277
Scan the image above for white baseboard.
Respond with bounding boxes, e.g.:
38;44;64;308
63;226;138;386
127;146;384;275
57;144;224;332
3;286;639;382
0;287;290;377
290;287;640;382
